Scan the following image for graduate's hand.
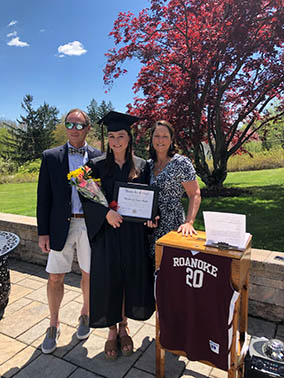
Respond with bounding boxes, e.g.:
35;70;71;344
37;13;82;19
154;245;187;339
106;209;123;228
145;216;160;228
39;235;50;253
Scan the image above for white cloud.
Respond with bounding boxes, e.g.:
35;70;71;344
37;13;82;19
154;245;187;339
7;31;17;38
7;37;29;47
7;20;18;27
57;41;87;56
40;29;45;33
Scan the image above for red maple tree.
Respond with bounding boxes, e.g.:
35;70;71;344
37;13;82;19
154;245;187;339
104;0;284;188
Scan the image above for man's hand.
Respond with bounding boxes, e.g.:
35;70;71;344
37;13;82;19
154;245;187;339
39;235;50;253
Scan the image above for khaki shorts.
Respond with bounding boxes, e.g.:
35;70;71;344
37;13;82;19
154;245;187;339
46;218;91;274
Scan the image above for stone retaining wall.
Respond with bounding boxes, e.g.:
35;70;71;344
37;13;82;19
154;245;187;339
0;212;283;322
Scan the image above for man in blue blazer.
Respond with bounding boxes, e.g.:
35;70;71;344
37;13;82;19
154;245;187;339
37;108;101;353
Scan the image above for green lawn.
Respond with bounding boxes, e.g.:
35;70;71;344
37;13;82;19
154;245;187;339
0;168;283;251
0;182;37;217
192;167;284;252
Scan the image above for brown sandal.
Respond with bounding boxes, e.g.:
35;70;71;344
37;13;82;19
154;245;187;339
104;325;118;360
118;322;133;357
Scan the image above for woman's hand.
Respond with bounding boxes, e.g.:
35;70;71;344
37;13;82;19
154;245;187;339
145;216;160;228
179;179;201;237
106;209;123;228
177;222;197;237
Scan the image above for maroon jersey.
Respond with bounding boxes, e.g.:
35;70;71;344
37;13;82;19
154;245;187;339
155;246;239;371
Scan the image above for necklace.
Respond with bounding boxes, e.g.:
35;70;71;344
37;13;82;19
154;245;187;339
154;157;170;175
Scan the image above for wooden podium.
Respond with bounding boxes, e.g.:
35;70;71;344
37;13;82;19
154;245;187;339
155;231;252;378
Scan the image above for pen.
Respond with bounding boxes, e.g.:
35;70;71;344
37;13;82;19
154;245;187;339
274;255;284;261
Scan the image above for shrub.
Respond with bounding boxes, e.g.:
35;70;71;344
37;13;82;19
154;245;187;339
0;157;18;175
17;159;41;174
13;172;39;183
0;159;41;184
243;141;264;154
0;173;39;184
227;148;284;172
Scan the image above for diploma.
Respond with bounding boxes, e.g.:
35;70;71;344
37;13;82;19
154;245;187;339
114;182;158;222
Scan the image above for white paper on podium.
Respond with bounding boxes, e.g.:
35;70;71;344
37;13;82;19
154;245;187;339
203;211;250;250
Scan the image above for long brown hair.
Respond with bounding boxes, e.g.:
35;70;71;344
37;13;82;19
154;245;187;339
104;130;139;180
149;120;177;161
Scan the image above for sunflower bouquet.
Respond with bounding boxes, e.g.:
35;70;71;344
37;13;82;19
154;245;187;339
67;166;108;207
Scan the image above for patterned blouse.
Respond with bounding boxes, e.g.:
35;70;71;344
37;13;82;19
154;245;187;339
148;153;196;258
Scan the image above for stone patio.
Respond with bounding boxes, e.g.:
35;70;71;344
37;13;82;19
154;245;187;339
0;258;283;378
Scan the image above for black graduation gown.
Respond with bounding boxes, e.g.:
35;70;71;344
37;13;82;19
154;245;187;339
81;155;155;328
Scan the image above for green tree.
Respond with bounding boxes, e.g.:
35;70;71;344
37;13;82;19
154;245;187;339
132;126;149;160
52;116;68;147
104;0;284;189
87;99;114;143
0;120;15;155
257;114;284;151
0;121;18;175
1;95;59;165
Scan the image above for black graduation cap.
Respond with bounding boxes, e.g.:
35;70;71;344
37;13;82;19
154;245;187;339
99;111;139;132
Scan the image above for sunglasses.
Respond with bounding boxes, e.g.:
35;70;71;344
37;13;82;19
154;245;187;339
65;122;87;130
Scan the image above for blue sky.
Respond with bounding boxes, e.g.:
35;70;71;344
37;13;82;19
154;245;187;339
0;0;150;121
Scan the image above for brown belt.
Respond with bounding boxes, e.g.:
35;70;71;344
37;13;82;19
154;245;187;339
71;213;84;218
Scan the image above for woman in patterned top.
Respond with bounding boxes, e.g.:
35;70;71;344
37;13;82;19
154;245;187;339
147;120;201;261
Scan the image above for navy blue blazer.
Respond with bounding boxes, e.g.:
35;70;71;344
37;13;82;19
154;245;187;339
37;143;101;251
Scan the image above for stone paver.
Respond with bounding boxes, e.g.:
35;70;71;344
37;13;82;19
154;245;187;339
25;285;80;305
63;272;81;287
125;368;155;377
4;298;32;316
58;301;86;327
8;284;33;305
276;324;284;341
32;323;82;358
132;323;155;352
17;318;50;345
135;341;187;377
0;301;49;338
0;346;40;378
247;316;276;339
11;354;77;378
182;361;212;377
9;270;28;284
145;313;156;327
209;368;228;378
69;367;102;377
17;277;46;290
0;259;283;378
0;334;27;365
64;332;143;378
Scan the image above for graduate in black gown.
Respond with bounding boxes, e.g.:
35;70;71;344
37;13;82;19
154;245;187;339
81;111;155;360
